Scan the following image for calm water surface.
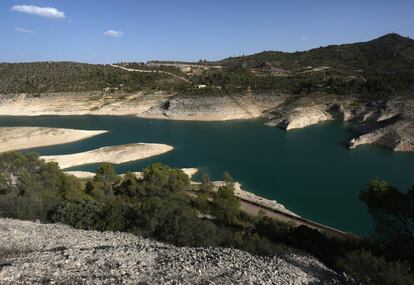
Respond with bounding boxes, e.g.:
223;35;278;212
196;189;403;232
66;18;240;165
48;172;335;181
1;115;414;235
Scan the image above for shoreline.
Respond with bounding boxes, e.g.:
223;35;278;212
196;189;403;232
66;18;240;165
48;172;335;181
0;92;413;151
65;168;198;180
0;92;284;121
42;143;174;169
0;127;107;153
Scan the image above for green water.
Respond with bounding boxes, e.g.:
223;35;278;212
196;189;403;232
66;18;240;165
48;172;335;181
1;115;414;235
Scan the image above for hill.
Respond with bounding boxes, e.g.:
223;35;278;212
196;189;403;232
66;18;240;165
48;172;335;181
0;62;182;94
218;33;414;74
206;33;414;97
0;34;413;97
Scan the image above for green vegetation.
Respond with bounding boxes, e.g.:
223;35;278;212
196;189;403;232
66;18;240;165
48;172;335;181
0;152;413;284
218;34;414;73
189;34;414;97
338;250;414;285
1;34;413;98
0;62;185;94
359;180;414;263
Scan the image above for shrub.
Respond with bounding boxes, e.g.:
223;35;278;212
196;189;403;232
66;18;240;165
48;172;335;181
212;180;240;225
142;163;190;196
337;250;414;285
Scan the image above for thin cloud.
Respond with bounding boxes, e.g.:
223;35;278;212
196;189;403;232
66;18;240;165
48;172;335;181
15;27;36;34
301;36;308;40
104;30;124;38
11;5;65;19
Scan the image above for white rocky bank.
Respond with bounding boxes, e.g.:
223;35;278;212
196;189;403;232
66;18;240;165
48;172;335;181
264;96;414;152
0;219;343;284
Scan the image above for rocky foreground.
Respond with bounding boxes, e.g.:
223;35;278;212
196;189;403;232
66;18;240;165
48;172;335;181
0;219;344;284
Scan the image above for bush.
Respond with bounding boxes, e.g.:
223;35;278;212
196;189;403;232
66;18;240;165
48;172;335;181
360;179;414;264
0;152;84;221
337;250;414;285
142;163;190;196
115;172;144;197
212;180;240;225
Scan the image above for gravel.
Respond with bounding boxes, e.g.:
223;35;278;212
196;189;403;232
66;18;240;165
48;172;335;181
0;219;344;284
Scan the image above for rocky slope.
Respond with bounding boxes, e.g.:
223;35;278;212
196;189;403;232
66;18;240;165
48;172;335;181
0;219;343;284
140;94;285;121
264;95;414;152
0;92;284;121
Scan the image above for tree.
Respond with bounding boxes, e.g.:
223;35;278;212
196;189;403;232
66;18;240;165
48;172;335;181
143;163;190;196
115;172;143;197
360;179;414;262
95;163;119;185
360;180;414;242
200;174;213;193
212;173;240;225
194;192;210;213
223;171;234;186
0;151;84;221
337;250;414;285
86;163;120;199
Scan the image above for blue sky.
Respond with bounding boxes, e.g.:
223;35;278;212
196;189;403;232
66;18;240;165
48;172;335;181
1;0;413;63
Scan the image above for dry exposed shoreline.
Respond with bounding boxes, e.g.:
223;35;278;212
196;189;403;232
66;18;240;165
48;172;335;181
0;92;284;121
65;168;198;180
1;92;413;151
42;143;174;169
0;127;107;153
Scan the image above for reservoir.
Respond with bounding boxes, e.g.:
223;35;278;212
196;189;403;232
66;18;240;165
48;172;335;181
1;115;414;235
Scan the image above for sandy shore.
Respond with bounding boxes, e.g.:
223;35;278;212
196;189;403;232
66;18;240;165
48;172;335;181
42;143;173;169
66;168;198;179
0;127;107;153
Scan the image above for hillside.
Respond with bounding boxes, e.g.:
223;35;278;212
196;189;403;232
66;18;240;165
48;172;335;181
0;62;182;94
218;34;414;74
1;34;413;97
207;34;414;97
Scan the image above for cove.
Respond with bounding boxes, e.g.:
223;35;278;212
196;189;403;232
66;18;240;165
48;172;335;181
1;115;414;236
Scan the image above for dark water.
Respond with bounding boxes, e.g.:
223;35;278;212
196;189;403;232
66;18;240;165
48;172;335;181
1;115;414;235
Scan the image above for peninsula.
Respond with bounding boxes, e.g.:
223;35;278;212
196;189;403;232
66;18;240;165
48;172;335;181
0;127;107;153
41;143;174;169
